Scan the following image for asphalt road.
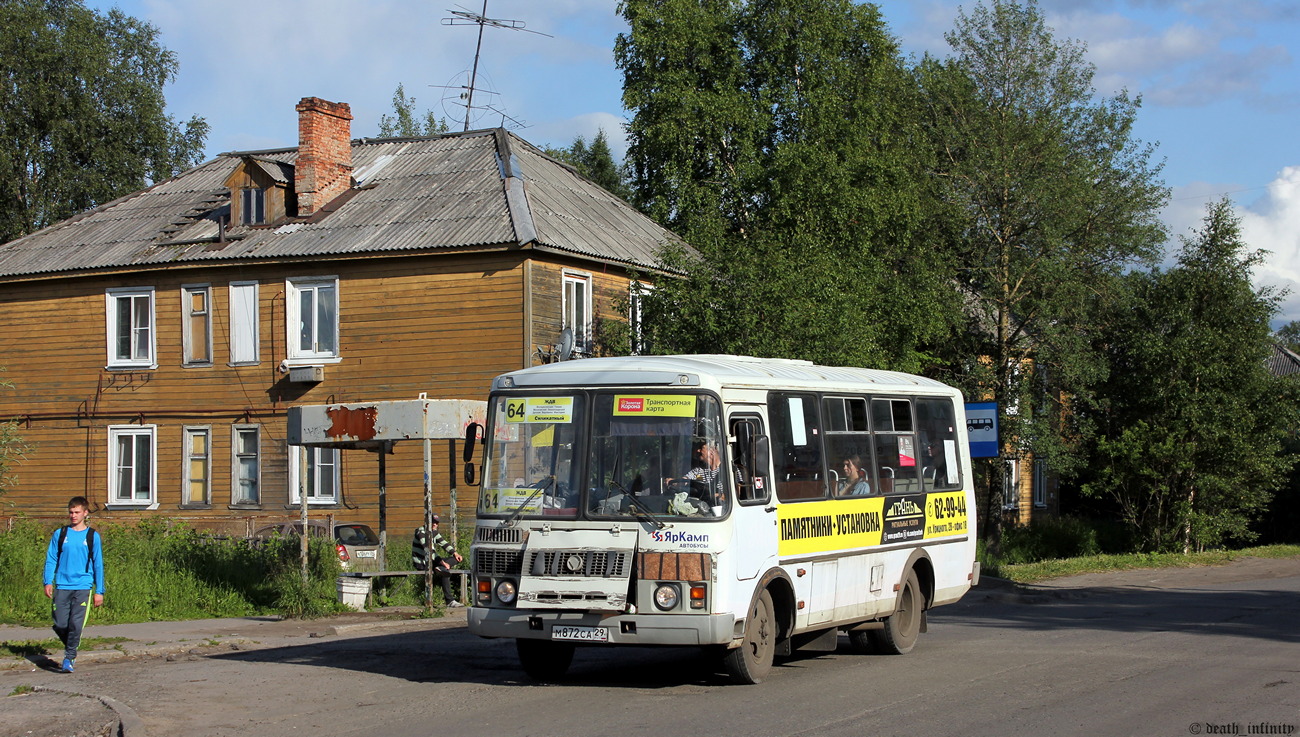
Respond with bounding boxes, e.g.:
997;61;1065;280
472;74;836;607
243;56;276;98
5;557;1298;737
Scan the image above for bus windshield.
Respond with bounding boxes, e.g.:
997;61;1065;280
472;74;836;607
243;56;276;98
480;395;585;518
585;392;728;519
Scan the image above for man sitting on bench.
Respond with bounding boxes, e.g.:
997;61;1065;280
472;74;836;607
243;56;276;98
411;515;464;607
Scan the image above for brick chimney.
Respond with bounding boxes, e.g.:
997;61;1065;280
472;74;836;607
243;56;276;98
295;97;353;216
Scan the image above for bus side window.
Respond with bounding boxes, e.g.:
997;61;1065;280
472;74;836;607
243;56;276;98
770;393;827;502
917;397;962;490
873;398;920;494
824;396;873;497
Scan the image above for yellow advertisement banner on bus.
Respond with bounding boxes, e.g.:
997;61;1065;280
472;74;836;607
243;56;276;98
777;492;969;556
480;488;545;515
504;397;574;423
925;491;970;539
612;395;697;417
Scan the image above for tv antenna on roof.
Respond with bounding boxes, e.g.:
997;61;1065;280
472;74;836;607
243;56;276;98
442;1;552;132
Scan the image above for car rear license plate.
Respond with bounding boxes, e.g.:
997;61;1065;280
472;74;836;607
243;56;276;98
355;550;377;558
552;625;608;643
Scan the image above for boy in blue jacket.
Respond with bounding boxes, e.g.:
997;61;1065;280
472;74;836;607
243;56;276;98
42;496;105;673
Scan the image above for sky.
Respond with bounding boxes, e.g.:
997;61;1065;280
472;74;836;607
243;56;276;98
87;0;1300;322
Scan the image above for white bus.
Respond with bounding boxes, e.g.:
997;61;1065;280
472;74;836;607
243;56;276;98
467;355;979;684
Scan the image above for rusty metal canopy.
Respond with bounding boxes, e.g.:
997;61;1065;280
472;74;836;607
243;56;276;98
286;399;487;450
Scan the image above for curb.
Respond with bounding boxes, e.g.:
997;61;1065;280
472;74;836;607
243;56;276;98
33;686;146;737
3;612;469;670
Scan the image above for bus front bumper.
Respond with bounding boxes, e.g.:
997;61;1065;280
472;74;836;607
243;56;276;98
468;606;738;646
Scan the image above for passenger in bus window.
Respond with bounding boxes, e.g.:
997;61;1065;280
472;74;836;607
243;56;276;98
838;455;872;496
922;436;948;488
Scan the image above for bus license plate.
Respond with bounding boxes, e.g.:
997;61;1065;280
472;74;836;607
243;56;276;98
552;626;608;643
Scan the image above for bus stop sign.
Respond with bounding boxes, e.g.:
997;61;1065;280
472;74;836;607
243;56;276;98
965;402;999;458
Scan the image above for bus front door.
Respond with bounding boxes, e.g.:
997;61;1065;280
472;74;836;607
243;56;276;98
730;414;777;581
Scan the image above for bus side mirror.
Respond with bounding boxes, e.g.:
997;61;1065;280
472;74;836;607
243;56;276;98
731;420;772;502
733;420;754;463
463;423;482;486
463;422;482;462
754;435;771;475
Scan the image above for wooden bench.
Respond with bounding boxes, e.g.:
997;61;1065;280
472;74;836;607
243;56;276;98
338;569;470;609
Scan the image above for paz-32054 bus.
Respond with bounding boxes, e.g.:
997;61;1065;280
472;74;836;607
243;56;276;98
466;355;979;684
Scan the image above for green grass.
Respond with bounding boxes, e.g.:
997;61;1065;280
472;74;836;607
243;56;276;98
9;685;35;696
0;519;350;625
990;544;1300;583
0;518;471;625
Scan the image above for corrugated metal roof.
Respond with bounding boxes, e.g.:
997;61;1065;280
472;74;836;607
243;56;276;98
1268;342;1300;378
0;129;685;279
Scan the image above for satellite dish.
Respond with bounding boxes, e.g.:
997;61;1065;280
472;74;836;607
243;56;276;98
557;328;574;362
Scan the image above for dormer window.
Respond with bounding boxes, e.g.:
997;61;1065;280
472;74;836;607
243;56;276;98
241;187;266;225
225;157;294;226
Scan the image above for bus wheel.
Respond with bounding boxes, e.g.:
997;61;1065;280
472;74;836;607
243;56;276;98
846;628;875;654
724;589;776;684
516;638;575;681
873;569;922;655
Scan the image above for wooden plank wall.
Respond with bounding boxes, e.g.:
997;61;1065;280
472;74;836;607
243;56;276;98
0;251;532;541
526;259;646;362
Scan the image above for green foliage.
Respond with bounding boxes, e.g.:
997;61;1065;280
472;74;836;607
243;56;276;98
917;0;1168;523
1275;321;1300;353
544;130;632;200
995;516;1132;565
376;83;450;138
618;0;962;371
0;519;346;625
1082;200;1300;552
0;0;208;243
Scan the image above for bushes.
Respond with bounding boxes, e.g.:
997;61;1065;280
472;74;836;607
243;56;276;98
0;519;347;625
983;516;1133;570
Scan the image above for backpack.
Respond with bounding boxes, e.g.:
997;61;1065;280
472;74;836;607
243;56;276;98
54;526;97;582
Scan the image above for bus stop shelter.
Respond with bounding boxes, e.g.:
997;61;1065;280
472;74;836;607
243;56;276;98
286;397;486;604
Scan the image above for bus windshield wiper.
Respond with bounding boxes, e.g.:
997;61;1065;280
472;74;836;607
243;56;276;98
608;479;665;530
505;476;554;527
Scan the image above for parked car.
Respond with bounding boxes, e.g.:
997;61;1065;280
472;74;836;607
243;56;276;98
250;521;383;572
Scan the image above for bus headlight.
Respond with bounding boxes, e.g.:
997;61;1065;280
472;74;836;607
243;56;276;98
495;580;517;605
653;583;680;611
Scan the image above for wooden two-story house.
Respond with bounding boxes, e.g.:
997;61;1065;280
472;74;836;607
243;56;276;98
0;97;679;537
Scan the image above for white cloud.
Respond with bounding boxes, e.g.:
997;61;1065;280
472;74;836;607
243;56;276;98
1240;167;1300;321
1039;2;1297;109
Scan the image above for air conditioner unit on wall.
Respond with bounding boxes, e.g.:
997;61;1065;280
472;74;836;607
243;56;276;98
288;365;325;383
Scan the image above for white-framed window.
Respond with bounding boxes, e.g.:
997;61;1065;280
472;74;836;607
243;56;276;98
1003;458;1020;510
182;284;212;366
629;281;652;356
563;271;592;356
108;425;156;506
182;426;211;506
229;281;260;365
1033;458;1048;508
105;287;156;369
286;277;338;361
241;187;266;225
288;445;340;505
232;425;261;505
